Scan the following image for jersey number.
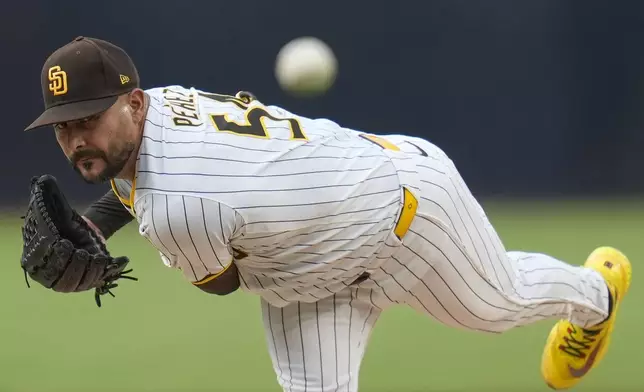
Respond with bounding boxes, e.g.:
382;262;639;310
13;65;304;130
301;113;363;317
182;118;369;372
199;92;307;141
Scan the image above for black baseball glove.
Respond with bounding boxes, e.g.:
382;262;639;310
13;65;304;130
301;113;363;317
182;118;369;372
20;174;137;307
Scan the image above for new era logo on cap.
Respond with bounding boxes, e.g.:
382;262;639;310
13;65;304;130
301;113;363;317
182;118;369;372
25;36;140;131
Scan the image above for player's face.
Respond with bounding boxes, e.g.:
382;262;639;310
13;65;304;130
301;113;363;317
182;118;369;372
54;91;146;184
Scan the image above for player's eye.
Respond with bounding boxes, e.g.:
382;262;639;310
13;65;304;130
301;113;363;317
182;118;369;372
74;114;102;129
79;115;94;124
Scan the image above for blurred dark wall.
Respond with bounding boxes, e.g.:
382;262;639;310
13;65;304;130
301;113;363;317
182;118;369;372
2;0;643;206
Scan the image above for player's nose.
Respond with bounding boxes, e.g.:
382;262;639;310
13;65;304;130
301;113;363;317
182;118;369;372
67;128;88;151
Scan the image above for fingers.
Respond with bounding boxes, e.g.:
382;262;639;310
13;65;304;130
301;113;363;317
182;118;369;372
103;256;130;277
51;247;90;293
74;254;106;291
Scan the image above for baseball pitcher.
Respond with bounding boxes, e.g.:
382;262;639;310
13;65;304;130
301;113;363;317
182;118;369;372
20;36;632;391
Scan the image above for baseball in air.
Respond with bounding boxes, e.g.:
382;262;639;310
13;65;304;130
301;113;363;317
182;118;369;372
274;36;338;97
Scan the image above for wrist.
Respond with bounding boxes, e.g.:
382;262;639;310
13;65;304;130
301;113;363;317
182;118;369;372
82;216;106;243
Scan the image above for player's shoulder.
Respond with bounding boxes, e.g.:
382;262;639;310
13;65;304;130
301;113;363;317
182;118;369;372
142;84;349;135
144;84;192;94
144;84;242;99
144;84;283;110
144;85;267;114
143;84;194;101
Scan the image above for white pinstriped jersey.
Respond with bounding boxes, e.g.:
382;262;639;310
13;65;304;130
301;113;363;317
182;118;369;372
112;85;421;307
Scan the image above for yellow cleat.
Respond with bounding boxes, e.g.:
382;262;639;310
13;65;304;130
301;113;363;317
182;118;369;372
541;246;632;390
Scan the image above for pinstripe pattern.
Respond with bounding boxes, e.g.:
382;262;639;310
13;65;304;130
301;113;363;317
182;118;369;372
108;86;614;392
262;288;379;392
136;193;239;281
356;136;611;332
255;135;612;392
126;86;409;305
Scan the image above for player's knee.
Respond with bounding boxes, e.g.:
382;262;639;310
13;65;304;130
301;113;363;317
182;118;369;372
453;306;522;334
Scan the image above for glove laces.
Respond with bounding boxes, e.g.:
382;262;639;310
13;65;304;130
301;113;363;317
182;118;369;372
94;268;138;307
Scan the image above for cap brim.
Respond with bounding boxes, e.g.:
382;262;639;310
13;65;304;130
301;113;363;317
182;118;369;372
24;96;118;131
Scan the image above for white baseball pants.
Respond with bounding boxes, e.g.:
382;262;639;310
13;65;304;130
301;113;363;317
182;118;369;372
260;136;610;392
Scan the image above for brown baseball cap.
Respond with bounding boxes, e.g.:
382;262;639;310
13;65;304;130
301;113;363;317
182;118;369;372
24;36;139;131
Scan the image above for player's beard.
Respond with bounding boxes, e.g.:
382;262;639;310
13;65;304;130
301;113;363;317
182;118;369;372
70;141;136;184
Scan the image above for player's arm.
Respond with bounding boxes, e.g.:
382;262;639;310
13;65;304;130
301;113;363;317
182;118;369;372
82;189;134;240
145;194;240;296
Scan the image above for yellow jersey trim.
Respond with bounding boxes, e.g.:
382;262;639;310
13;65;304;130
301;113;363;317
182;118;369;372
359;133;401;151
193;261;234;286
110;178;137;210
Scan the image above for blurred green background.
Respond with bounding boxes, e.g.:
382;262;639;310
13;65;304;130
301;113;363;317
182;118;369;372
0;200;641;392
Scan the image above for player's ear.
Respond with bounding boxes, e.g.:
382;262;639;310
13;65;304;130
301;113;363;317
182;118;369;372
127;89;146;123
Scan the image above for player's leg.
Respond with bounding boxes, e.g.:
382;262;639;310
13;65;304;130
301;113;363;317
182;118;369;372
404;245;611;332
390;136;631;388
377;136;611;330
260;287;382;392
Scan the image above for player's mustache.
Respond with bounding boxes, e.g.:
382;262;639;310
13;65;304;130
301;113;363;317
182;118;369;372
70;149;107;165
